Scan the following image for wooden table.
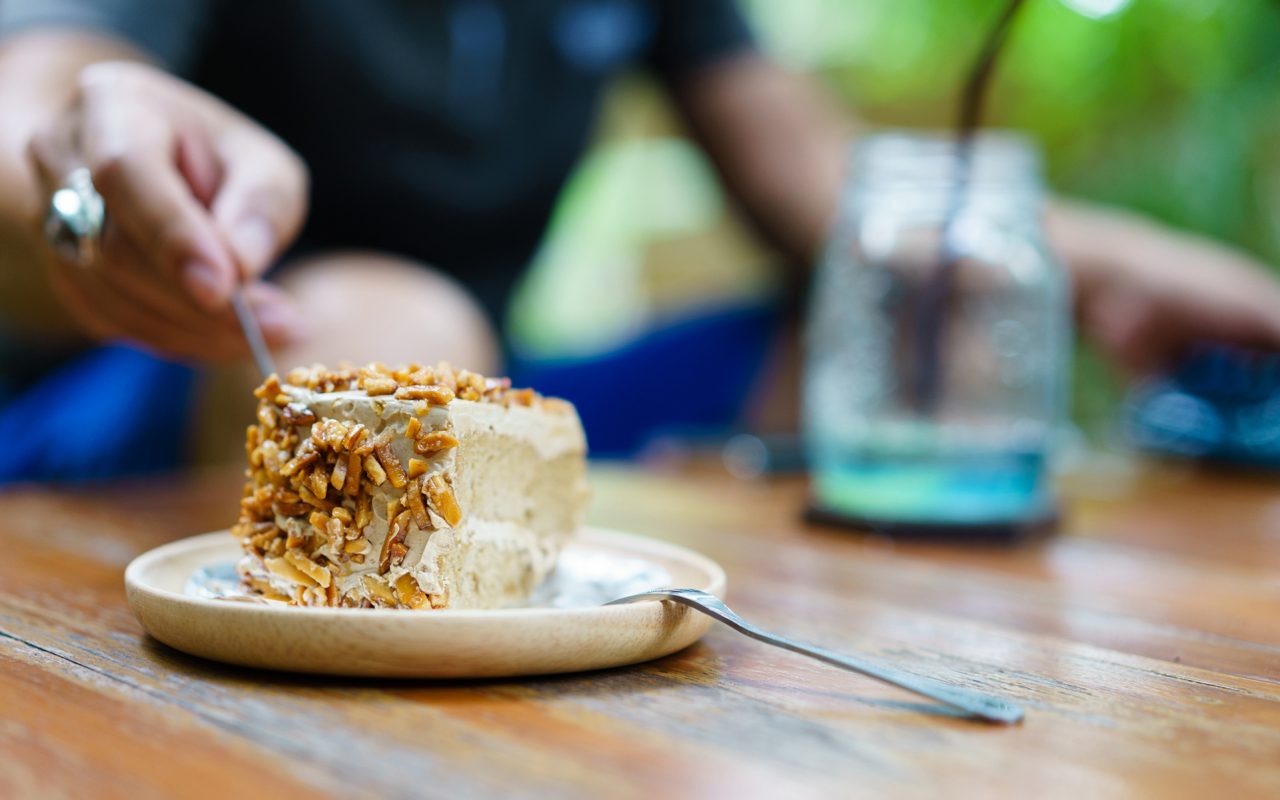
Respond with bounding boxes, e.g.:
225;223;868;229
2;461;1278;798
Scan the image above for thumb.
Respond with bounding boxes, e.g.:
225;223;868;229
210;132;309;280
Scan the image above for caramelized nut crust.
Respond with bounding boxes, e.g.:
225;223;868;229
233;361;566;609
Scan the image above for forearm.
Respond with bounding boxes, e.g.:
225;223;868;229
674;52;1280;373
671;53;854;265
674;55;1145;302
0;30;147;337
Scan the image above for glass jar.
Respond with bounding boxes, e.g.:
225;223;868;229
803;131;1070;534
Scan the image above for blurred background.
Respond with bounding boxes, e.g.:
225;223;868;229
5;0;1280;478
508;0;1280;452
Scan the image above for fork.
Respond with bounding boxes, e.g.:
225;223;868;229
608;588;1024;724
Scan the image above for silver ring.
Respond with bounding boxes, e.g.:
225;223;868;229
44;167;105;268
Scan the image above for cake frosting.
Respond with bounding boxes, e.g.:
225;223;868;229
231;363;588;609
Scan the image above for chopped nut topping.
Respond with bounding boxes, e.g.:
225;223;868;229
434;363;458;392
378;510;411;574
307;466;329;500
284;550;332;588
273;491;308;517
326;517;346;547
280;448;318;477
362;574;397;605
394;381;455;401
311;419;349;450
259;440;283;472
415;430;459;456
388;541;409;567
265;555;318;588
344;448;364;496
404;478;433;530
456;369;485;402
507;388;536;407
329;455;348;492
394;573;429;609
425;474;462;527
282;402;316;426
343;423;368;450
254;374;283;401
355;493;373;531
284;527;308;549
361;376;398;396
298;485;334;511
373;439;407;489
363;454;387;485
251;528;281;552
395;384;455;404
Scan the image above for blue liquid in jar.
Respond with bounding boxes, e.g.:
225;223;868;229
810;424;1052;526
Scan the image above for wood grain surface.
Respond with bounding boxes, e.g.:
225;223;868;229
1;460;1278;799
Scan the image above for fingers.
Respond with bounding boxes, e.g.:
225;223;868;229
46;212;305;361
26;110;81;196
241;280;310;350
50;264;305;362
75;68;240;311
86;144;240;311
1082;289;1172;375
1076;212;1280;373
49;264;238;360
30;115;235;359
211;128;309;280
29;60;311;362
175;127;223;208
104;60;311;279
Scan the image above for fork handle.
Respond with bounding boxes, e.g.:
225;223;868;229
622;589;1024;724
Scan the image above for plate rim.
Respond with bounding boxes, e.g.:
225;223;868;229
125;525;727;620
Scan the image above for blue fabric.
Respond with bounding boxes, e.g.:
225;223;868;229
0;344;194;484
511;302;777;457
1127;343;1280;467
0;303;773;481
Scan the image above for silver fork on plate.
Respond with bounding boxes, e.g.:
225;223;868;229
608;588;1024;724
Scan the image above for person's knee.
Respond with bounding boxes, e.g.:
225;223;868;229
274;251;499;373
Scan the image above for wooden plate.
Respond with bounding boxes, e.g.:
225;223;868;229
124;527;725;677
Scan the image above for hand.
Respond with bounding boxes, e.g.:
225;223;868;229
28;60;309;361
1051;203;1280;374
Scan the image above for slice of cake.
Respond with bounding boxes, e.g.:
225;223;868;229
231;363;588;609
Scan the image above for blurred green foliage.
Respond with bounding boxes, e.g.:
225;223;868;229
749;0;1280;258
